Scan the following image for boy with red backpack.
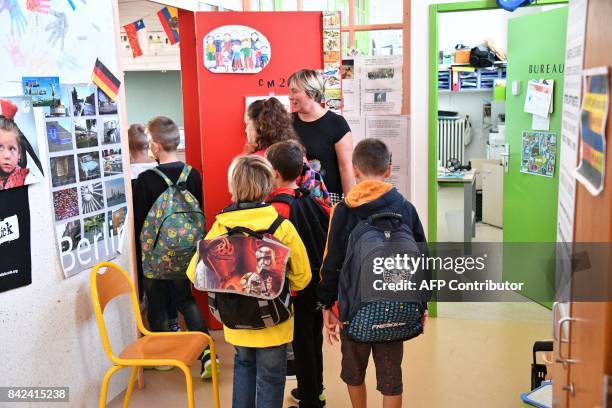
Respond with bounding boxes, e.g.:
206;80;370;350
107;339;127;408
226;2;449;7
265;141;330;408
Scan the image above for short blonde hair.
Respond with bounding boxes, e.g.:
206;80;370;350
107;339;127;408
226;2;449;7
146;116;180;152
288;69;325;103
228;155;274;203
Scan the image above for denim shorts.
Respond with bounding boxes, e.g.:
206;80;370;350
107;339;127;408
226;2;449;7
340;330;404;396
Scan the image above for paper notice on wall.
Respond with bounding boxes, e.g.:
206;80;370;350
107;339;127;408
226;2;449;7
532;113;550;131
341;58;360;116
524;80;554;117
360;56;402;115
345;116;365;146
365;116;410;196
575;67;609;196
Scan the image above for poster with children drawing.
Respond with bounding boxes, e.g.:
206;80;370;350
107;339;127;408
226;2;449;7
203;25;271;74
0;96;45;191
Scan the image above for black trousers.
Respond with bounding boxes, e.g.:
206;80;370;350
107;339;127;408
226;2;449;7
292;281;324;408
143;277;208;333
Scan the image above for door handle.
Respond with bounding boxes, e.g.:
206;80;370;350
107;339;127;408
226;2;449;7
562;383;575;396
558;317;575;344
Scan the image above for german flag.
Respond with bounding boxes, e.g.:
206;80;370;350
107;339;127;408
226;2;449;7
92;59;121;101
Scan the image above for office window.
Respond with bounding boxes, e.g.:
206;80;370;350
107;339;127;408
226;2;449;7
355;0;402;24
355;29;402;56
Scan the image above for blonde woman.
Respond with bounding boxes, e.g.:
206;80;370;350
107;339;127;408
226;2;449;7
288;69;355;205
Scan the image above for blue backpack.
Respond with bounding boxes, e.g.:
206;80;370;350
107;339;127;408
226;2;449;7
338;211;429;343
497;0;535;12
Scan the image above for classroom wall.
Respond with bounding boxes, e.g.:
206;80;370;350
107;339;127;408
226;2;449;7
124;71;185;127
0;1;135;405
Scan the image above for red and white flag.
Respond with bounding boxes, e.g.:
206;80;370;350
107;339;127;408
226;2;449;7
123;19;146;58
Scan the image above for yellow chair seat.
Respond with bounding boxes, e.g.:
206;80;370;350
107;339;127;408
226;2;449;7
119;333;208;365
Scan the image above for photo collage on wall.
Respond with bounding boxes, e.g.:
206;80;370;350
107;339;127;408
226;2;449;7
44;83;127;277
322;12;342;113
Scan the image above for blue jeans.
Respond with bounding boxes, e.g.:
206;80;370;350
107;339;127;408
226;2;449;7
232;344;288;408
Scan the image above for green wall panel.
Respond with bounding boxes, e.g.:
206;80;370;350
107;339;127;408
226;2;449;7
504;6;567;303
124;71;184;127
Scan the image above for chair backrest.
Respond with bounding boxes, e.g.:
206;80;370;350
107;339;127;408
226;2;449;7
90;262;143;361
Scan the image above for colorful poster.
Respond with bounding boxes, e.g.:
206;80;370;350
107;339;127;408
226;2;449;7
575;67;609;196
45;84;128;277
21;76;70;118
521;131;558;177
322;12;342;114
203;25;271;74
0;186;31;293
0;96;45;190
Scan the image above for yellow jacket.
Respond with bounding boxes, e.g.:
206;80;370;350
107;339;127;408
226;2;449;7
187;204;311;347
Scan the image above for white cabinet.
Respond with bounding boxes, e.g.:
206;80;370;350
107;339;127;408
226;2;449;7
482;162;503;228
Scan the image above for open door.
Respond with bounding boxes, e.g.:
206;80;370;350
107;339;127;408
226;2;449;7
503;6;568;301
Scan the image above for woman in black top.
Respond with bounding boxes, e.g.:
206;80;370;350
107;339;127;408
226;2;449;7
288;69;354;204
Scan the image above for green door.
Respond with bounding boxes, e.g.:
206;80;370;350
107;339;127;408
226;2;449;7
503;6;568;302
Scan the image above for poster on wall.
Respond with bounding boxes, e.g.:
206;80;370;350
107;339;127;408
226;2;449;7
0;96;45;190
0;186;31;293
360;55;403;115
45;84;128;278
341;58;360;116
322;12;342;114
521;131;557;177
575;67;609;196
203;25;271;73
0;0;119;87
365;116;410;196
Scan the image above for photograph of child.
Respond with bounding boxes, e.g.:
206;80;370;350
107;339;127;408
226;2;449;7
0;97;45;190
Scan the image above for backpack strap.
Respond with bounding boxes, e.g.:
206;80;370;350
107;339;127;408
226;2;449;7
267;193;294;206
151;167;173;187
267;215;285;235
177;165;192;184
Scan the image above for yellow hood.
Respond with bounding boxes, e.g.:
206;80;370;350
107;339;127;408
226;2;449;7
210;205;280;233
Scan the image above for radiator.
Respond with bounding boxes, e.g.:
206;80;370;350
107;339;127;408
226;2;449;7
438;117;466;166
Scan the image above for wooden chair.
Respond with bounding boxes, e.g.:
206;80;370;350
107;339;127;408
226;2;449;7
90;262;220;408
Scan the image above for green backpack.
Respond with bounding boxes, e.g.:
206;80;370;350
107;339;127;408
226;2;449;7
140;166;205;279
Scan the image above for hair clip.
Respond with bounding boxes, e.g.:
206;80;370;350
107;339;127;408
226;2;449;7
0;99;18;120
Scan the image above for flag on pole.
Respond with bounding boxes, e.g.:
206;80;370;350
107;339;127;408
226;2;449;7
157;6;179;45
123;19;146;58
92;59;121;101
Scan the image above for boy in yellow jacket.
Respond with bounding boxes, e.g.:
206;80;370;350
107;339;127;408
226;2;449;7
187;155;311;408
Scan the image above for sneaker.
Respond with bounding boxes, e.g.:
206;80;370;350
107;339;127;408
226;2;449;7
200;349;220;380
286;359;296;380
168;322;181;332
290;388;326;406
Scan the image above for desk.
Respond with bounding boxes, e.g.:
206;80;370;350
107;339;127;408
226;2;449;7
437;170;476;242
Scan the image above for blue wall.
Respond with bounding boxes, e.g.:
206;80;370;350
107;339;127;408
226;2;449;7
124;71;184;127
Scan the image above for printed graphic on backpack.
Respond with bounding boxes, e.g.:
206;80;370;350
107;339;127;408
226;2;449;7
140;166;205;279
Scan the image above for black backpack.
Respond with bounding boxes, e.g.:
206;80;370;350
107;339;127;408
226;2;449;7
470;45;496;68
194;215;294;330
267;188;330;274
338;211;429;343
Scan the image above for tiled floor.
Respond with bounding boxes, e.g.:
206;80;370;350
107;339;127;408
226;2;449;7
108;302;551;408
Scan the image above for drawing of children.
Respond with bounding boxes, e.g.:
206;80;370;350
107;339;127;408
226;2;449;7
250;32;260;67
214;34;224;67
232;42;244;71
241;40;253;70
260;45;269;68
205;36;216;67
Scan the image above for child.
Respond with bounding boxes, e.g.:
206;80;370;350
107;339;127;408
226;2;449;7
0;100;29;190
128;123;181;333
265;141;330;408
318;139;428;408
132;116;214;378
188;155;311;408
